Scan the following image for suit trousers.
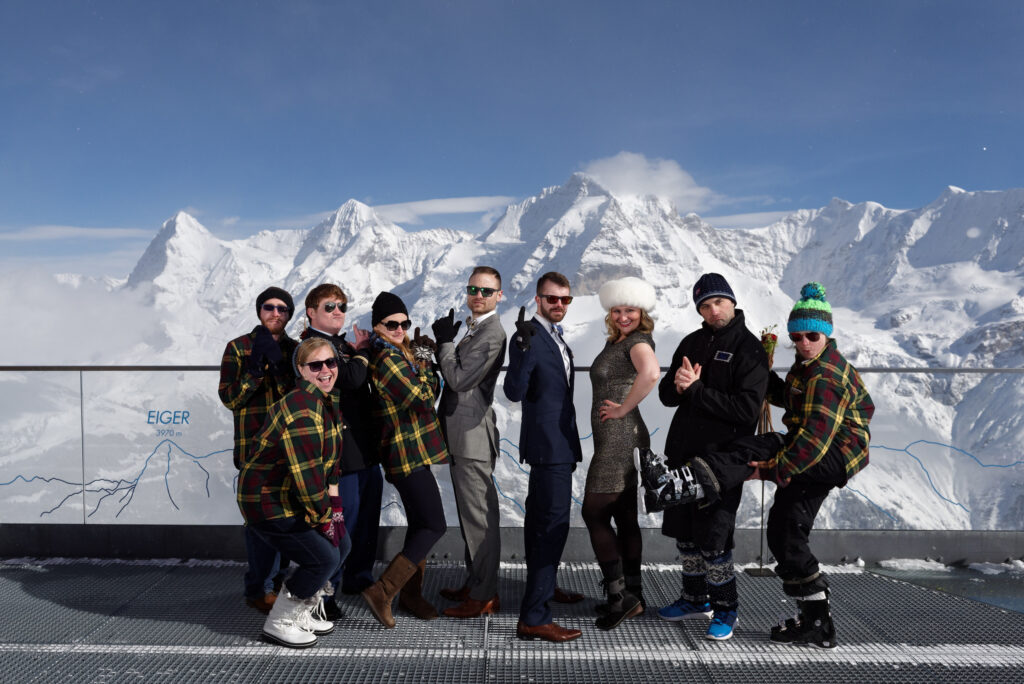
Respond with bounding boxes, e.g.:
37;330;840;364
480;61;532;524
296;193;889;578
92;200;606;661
450;453;501;600
520;462;573;626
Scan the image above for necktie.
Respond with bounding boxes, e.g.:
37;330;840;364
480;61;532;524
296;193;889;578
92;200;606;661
553;324;564;336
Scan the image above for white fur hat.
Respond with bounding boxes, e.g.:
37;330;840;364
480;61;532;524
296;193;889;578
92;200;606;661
598;276;657;313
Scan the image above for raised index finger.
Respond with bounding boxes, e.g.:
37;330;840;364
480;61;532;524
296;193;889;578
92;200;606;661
517;306;526;323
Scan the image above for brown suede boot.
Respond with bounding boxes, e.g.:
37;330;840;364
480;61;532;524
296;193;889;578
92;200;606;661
362;554;417;628
399;560;439;620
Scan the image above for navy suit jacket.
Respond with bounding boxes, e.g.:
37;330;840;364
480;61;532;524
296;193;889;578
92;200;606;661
503;318;583;466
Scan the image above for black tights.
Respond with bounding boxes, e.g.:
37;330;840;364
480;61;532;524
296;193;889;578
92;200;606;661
582;489;642;573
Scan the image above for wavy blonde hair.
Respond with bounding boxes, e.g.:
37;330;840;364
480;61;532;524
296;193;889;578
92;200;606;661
605;309;655;342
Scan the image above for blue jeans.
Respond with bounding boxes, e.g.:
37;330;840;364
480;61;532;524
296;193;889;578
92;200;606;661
250;517;345;600
332;466;384;593
243;525;281;598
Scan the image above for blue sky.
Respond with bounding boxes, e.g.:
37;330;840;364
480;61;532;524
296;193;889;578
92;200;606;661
2;0;1022;276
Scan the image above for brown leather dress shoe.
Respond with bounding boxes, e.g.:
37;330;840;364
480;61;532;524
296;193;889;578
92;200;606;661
552;586;584;604
245;592;277;614
439;584;470;602
516;621;582;642
443;595;501;618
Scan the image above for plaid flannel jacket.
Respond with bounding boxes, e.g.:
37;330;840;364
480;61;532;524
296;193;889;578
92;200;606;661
218;327;298;469
236;379;342;526
768;339;874;482
369;337;448;480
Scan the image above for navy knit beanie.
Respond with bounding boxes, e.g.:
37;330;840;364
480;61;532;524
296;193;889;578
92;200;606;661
256;286;295;320
372;291;409;325
692;273;736;309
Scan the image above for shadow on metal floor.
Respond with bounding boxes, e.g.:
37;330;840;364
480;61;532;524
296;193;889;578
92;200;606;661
2;559;1023;683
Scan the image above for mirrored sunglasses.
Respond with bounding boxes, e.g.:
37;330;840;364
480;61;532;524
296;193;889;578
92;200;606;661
466;285;497;297
323;301;348;313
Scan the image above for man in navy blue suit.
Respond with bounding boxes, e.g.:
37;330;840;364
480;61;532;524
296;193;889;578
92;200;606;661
504;271;584;642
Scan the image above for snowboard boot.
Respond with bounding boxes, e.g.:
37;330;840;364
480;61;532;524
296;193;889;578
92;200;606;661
261;585;318;649
770;598;837;649
362;554;418;628
399;560;439;620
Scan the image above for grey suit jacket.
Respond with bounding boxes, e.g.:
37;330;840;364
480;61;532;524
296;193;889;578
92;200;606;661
437;313;507;462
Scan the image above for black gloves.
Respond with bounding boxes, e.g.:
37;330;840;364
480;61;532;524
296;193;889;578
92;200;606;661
248;325;282;376
431;308;463;346
513;306;535;351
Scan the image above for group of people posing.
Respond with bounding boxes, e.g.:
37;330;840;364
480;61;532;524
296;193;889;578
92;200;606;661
218;267;873;650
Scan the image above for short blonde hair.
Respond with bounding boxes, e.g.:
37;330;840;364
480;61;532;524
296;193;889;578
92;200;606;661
295;337;336;368
605;309;654;341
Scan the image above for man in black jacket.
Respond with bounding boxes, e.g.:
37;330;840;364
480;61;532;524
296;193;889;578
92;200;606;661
651;273;768;641
299;283;381;619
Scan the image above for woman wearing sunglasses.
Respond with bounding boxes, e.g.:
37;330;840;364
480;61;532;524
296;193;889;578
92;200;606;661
362;291;448;629
752;281;874;649
237;337;349;648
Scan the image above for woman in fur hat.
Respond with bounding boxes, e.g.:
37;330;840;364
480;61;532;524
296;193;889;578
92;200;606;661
582;276;661;630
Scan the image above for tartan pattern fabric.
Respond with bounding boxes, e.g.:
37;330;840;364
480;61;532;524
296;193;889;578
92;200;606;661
236;379;342;526
770;339;874;481
218;327;298;469
369;338;448;479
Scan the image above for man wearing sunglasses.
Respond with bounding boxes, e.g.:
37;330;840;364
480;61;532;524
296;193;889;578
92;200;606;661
431;266;507;618
641;272;769;642
219;286;300;615
299;284;381;619
504;271;584;643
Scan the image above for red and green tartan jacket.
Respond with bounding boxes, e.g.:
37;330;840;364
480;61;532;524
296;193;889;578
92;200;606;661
236;379;342;526
767;339;874;482
218;327;298;469
369;337;448;480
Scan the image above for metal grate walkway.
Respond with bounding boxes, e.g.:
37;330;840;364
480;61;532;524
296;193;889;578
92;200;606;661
2;559;1022;683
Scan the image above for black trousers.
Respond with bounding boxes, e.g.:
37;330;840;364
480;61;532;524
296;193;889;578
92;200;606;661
765;442;847;596
391;466;447;564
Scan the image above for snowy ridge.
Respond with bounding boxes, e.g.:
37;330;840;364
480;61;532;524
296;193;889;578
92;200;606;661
5;175;1024;530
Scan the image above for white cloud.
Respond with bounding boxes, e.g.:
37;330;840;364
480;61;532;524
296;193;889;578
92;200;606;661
0;268;164;364
373;196;515;225
0;225;153;241
580;151;720;213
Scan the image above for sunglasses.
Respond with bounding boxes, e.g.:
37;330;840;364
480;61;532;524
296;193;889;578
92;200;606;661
789;332;822;343
466;286;497;298
323;301;348;313
303;357;338;372
382;319;412;331
262;303;290;314
539;294;573;305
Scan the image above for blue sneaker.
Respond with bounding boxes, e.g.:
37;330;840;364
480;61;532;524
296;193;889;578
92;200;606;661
705;609;737;641
657;597;713;622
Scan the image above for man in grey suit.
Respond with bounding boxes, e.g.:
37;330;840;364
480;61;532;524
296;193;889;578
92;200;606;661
431;266;508;618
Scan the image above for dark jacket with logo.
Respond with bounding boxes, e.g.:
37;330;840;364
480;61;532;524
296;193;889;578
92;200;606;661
658;309;769;468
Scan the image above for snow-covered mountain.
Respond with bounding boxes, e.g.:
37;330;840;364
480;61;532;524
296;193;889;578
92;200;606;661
4;175;1023;531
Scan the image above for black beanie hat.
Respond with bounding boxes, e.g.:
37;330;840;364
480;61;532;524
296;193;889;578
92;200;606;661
372;291;408;326
692;273;736;309
256;286;295;320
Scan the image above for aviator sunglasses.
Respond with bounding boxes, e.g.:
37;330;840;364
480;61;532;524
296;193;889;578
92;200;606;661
323;301;348;313
539;294;574;305
466;285;498;297
262;303;290;314
382;319;413;331
789;332;822;343
303;358;339;372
